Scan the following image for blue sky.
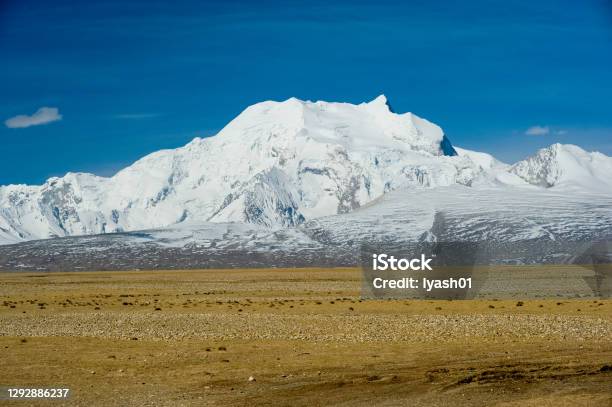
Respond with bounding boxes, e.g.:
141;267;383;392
1;0;611;185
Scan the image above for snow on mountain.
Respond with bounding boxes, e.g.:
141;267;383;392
452;147;530;187
0;95;489;245
510;143;612;190
2;184;611;271
0;96;610;247
304;184;612;246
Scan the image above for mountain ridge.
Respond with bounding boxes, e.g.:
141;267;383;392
1;96;611;246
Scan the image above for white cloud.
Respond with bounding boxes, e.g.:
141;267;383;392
5;107;62;128
524;125;550;136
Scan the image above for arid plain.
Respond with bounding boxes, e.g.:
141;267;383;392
0;268;610;406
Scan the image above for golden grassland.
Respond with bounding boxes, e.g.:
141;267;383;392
0;268;610;406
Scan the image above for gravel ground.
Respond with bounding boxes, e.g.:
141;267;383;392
1;311;610;342
1;270;610;406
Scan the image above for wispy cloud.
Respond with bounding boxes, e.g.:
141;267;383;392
113;113;161;120
5;107;62;128
524;125;550;136
524;126;569;136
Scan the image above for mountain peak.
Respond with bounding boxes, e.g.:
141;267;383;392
369;94;388;104
510;143;612;189
367;94;395;112
214;96;450;158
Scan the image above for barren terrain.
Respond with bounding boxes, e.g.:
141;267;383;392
0;269;610;406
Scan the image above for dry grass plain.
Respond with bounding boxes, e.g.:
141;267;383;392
0;268;610;406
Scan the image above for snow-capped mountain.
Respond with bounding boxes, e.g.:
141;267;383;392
0;95;611;247
510;143;612;189
0;95;481;244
